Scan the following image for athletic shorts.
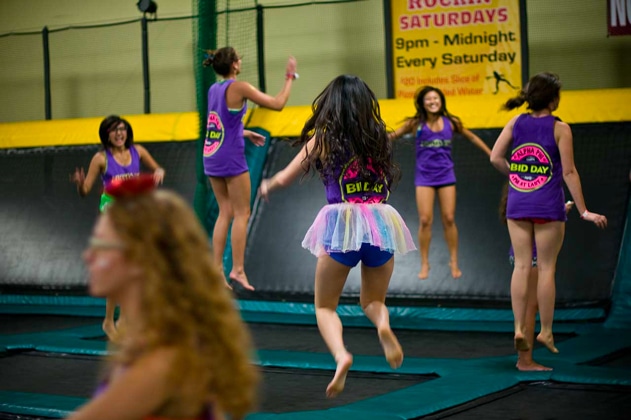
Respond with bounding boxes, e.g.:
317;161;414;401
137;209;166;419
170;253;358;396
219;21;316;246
514;218;553;225
509;255;538;267
329;243;393;268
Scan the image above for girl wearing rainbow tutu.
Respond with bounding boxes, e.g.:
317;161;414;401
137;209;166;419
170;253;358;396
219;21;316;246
260;75;416;398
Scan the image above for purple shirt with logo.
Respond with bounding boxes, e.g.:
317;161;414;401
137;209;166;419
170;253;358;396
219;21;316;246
324;157;389;204
101;146;140;187
506;114;566;221
415;115;456;187
203;80;248;177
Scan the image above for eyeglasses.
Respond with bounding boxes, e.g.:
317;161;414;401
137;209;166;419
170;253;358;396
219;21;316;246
109;126;127;133
88;237;126;250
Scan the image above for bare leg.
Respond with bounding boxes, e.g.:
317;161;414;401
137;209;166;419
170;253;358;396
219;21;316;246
314;255;353;398
534;222;564;353
209;176;233;289
102;298;118;341
516;267;552;371
226;172;254;291
360;257;403;369
437;186;461;278
416;186;435;279
507;219;534;351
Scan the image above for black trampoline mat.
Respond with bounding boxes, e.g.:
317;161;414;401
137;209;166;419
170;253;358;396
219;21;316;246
587;346;631;369
0;351;432;414
0;352;103;398
258;366;431;413
249;323;574;359
0;314;101;335
424;382;631;420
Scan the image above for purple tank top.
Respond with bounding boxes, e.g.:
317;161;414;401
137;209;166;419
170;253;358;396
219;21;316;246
323;157;390;204
506;114;565;220
415;116;456;186
203;80;248;177
101;146;141;187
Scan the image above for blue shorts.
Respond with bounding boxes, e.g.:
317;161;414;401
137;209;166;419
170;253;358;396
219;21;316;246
329;243;393;268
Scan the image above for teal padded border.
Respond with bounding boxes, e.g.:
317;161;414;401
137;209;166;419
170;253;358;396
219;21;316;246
0;295;606;327
1;324;630;419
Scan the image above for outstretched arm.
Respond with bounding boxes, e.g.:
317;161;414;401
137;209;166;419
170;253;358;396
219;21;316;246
462;127;491;156
136;145;165;184
230;57;297;111
388;119;415;141
259;137;316;200
557;122;607;228
71;152;105;196
490;116;517;176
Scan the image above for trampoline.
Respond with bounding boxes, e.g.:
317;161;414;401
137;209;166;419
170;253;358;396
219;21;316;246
1;122;630;419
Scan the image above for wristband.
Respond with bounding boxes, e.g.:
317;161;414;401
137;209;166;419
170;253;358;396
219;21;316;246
285;72;299;80
580;210;588;219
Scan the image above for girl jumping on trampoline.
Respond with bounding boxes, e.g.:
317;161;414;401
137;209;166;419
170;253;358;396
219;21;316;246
202;47;297;291
70;115;165;341
69;175;258;420
500;182;573;370
389;86;491;280
260;75;416;398
490;72;607;354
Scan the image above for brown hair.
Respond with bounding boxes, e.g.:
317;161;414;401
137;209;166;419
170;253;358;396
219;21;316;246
503;72;562;112
106;190;258;419
202;46;240;77
406;86;463;134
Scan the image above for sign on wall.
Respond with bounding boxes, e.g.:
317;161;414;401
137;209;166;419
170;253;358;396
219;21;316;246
608;0;631;36
385;0;527;99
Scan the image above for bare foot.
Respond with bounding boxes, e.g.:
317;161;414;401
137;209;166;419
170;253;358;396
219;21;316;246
418;264;430;280
229;270;255;291
326;352;353;398
378;327;404;369
516;359;553;371
514;333;530;351
102;319;119;342
449;261;462;279
536;332;559;354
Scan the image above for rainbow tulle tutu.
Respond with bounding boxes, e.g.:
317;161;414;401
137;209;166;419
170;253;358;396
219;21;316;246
302;203;416;257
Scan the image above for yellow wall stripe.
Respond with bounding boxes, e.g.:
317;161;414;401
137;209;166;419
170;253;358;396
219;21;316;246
1;89;629;149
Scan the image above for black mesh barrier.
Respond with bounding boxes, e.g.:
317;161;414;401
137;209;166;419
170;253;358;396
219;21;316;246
0;141;197;290
244;122;630;307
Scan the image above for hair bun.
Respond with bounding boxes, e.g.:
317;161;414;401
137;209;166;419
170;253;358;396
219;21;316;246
105;174;156;198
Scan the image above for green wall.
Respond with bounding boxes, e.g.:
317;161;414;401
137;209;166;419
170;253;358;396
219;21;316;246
0;0;629;122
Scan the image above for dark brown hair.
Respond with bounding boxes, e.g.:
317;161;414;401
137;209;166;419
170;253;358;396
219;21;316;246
98;115;133;149
503;72;562;112
202;46;239;77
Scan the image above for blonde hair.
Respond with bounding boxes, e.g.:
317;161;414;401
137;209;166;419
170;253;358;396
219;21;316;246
106;189;258;419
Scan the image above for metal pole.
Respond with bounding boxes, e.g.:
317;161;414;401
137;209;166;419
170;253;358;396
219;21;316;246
141;17;151;114
256;4;266;93
42;26;51;120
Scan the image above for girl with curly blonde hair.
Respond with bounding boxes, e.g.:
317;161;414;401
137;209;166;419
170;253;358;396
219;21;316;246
68;176;259;420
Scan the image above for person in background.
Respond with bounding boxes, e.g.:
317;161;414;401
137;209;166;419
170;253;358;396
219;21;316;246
389;86;491;280
71;115;164;341
490;72;606;354
202;46;297;291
